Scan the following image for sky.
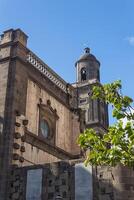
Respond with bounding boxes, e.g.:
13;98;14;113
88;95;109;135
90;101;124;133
0;0;134;123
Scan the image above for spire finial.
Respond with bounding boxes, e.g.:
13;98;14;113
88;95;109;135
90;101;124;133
84;47;90;54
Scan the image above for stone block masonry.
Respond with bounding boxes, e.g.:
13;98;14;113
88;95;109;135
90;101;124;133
93;165;134;200
8;161;134;200
8;160;93;200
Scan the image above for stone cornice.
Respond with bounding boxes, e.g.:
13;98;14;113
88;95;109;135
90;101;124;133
24;129;80;160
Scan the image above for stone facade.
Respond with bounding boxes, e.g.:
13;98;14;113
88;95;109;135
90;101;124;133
0;28;134;200
0;29;82;200
93;165;134;200
9;162;74;200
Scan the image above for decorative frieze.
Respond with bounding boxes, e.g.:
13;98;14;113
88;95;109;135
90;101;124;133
27;51;68;93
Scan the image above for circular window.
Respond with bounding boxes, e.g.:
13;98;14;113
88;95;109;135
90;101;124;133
40;119;50;138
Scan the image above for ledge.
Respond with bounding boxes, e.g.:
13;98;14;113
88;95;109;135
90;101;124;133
24;129;80;160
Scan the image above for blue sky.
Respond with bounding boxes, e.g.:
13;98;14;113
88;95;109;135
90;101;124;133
0;0;134;123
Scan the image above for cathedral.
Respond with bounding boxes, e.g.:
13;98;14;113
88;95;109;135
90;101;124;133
0;29;134;200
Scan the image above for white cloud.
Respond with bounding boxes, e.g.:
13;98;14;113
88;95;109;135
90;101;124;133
126;36;134;46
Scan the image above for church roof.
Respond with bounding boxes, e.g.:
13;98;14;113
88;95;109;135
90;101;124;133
75;47;100;66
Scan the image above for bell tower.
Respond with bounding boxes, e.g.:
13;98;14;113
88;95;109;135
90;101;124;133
74;48;109;133
76;47;100;82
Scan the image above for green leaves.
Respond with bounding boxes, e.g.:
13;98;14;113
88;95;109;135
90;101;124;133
78;80;134;167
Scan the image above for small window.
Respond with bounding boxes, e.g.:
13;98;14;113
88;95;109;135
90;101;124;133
81;67;86;81
40;119;50;138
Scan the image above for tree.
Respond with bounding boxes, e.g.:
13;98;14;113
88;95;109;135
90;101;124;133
78;80;134;166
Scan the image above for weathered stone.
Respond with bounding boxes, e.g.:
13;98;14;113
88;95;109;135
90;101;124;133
14;132;21;139
12;154;20;161
20;146;25;152
22;119;28;126
19;157;24;163
13;143;20;150
15;122;21;127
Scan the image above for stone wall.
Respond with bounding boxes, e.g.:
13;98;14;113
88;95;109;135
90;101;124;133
12;114;80;168
8;161;74;200
0;28;82;169
0;61;9;137
0;31;17;200
8;161;134;200
8;160;93;200
26;79;80;155
23;143;60;166
93;165;134;200
12;114;60;167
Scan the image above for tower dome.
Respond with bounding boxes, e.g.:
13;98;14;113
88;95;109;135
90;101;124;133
75;48;100;82
76;47;100;66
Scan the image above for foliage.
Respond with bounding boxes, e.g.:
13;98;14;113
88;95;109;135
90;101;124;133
78;80;134;166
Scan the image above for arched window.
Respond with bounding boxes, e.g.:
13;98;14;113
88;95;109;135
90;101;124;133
81;67;86;81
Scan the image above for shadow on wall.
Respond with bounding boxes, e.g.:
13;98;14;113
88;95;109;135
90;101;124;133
0;116;4;157
93;165;134;200
0;116;4;134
